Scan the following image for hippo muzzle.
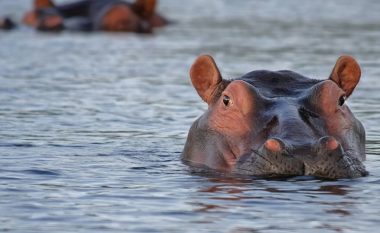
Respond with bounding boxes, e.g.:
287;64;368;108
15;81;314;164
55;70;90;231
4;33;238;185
235;137;368;179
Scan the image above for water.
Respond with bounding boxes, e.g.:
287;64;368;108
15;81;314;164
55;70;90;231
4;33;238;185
1;0;380;232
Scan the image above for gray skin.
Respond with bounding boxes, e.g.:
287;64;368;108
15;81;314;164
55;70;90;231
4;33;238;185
182;55;367;179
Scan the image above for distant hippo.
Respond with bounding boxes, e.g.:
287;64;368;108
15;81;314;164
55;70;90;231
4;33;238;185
21;0;169;32
182;55;367;179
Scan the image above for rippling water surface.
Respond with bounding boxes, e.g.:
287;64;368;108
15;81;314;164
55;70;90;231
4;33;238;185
1;0;380;232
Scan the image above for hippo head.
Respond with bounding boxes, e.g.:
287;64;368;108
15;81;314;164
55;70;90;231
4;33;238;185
182;55;367;179
22;0;63;32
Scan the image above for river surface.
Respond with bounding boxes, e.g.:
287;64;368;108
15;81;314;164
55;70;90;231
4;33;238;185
1;0;380;232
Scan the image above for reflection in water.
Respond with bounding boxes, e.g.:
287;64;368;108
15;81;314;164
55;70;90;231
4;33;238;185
311;185;349;196
326;209;351;216
228;227;260;233
192;177;251;212
192;202;225;213
190;175;355;229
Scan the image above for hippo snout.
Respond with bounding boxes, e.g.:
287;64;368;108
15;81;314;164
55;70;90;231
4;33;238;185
235;137;367;179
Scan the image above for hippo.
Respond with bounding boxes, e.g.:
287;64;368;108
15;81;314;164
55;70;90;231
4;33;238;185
21;0;169;32
182;55;367;179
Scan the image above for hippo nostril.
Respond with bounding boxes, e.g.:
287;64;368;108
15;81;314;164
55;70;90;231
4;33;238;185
326;138;339;151
318;136;340;151
264;138;285;153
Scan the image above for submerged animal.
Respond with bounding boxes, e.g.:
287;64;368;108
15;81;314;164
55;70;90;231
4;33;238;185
16;0;168;32
182;55;367;179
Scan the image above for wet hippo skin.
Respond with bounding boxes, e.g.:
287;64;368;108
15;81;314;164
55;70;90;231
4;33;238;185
22;0;169;32
182;55;367;179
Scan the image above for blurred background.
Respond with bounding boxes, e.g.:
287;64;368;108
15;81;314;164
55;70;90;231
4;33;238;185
1;0;380;232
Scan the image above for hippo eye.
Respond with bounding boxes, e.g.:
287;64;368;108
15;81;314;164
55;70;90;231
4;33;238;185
339;95;346;106
223;95;230;106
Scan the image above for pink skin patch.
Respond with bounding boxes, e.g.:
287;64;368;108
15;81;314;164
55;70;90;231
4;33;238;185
325;137;339;151
264;139;283;153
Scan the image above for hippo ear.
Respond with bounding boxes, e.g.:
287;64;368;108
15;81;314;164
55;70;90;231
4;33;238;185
329;55;361;97
190;55;223;104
